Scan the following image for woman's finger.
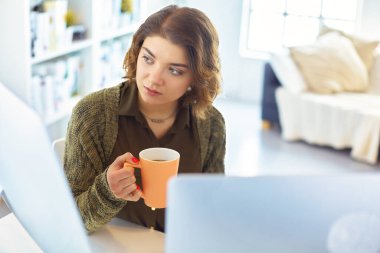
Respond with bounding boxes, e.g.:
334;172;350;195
109;152;139;172
124;185;143;201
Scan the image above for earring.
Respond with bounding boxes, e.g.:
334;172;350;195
187;86;192;92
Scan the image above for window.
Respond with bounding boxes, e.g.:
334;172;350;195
240;0;361;58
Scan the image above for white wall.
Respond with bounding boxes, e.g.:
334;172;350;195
144;0;176;17
359;0;380;39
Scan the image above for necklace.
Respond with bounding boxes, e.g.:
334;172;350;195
141;109;178;124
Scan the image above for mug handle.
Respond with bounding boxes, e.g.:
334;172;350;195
123;162;145;199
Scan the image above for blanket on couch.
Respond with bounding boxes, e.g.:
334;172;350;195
276;89;380;164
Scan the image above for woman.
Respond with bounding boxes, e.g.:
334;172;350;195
64;5;225;233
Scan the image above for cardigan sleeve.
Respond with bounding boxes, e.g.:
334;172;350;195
64;89;127;233
199;106;226;174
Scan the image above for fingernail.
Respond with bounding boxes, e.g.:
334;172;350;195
136;185;140;191
132;157;139;163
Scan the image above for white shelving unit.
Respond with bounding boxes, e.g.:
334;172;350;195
30;39;93;65
0;0;147;141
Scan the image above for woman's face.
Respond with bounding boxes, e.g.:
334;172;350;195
136;35;193;107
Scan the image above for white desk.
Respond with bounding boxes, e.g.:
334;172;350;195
0;206;164;253
89;217;165;253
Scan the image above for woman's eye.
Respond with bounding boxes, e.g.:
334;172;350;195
142;55;154;64
169;67;183;76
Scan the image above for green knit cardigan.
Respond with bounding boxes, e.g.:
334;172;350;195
64;83;226;232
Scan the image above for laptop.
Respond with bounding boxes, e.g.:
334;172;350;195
166;174;380;253
0;82;92;252
0;82;165;253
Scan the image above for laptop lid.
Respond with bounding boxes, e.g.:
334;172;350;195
166;174;380;253
0;83;91;253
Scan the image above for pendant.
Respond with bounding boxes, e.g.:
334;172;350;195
150;118;165;123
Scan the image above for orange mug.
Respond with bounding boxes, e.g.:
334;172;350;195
125;148;180;209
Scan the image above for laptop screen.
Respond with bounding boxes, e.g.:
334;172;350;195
0;83;91;253
165;174;380;253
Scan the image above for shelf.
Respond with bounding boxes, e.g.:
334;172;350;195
31;39;92;65
98;22;141;42
0;0;147;141
43;96;81;125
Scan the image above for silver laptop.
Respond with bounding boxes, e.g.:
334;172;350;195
0;83;92;252
166;174;380;253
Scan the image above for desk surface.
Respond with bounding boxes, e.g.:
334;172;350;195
89;217;165;253
0;213;165;253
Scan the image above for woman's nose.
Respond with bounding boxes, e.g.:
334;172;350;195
149;66;164;85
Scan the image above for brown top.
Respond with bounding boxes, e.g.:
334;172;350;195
109;82;202;231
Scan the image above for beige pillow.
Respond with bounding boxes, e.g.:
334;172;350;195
319;26;379;71
290;32;368;94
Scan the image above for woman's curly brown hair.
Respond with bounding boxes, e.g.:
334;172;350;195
123;5;221;119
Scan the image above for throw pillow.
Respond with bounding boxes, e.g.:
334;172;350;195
270;49;307;94
290;32;368;94
319;26;379;71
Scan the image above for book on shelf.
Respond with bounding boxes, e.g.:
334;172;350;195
31;55;81;123
30;0;88;58
31;11;50;58
43;0;68;52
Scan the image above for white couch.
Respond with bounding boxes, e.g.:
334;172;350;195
271;31;380;165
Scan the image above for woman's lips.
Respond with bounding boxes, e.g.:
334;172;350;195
144;86;162;96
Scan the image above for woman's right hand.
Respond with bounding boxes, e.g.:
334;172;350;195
106;152;142;201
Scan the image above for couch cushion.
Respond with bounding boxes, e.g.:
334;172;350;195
290;32;368;94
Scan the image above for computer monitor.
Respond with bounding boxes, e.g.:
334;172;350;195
166;174;380;253
0;82;91;253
